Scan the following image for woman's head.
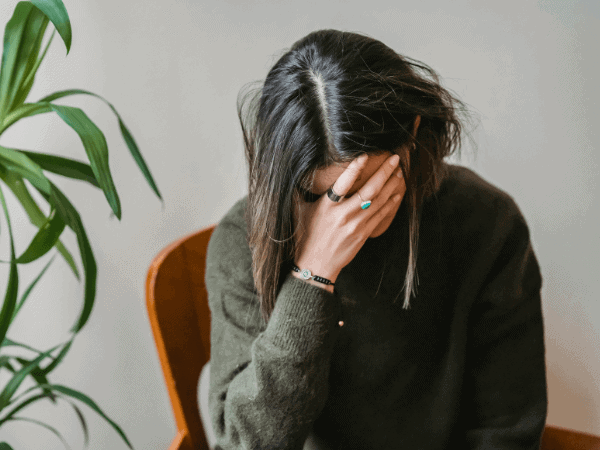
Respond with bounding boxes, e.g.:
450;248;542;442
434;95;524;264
238;29;475;324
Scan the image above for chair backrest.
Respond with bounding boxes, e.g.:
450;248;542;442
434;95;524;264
146;224;217;450
146;225;600;450
541;425;600;450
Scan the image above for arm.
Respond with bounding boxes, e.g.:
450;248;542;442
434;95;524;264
461;203;548;449
205;218;342;450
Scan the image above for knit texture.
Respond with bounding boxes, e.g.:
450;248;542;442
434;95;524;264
205;163;547;450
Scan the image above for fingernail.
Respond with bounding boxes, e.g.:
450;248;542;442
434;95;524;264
396;168;403;178
390;154;399;166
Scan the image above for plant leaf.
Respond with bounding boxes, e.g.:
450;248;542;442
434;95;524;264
0;149;97;333
0;338;65;406
13;357;57;404
0;355;12;369
0;343;60;411
0;442;15;449
0;390;88;446
13;205;66;264
12;28;55;109
0;183;18;347
0;145;51;194
33;180;97;333
49;103;122;220
29;0;72;54
0;3;48;120
4;416;72;450
39;384;133;449
38;338;72;376
0;167;79;279
70;400;89;448
12;254;57;321
20;150;99;187
40;89;162;201
0;392;54;425
1;338;41;352
0;101;52;135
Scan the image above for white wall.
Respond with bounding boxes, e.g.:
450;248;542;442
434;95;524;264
0;0;598;448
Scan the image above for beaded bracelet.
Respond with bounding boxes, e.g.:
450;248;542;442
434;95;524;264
291;265;335;286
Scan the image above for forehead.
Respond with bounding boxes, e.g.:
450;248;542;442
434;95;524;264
311;151;393;193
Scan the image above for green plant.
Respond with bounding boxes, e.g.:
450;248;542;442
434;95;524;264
0;0;161;448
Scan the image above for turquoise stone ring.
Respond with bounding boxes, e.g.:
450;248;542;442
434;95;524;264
357;192;371;210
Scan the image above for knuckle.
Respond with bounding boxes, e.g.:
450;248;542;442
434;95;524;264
346;220;360;235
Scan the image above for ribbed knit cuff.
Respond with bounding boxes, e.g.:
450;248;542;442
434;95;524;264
265;273;342;356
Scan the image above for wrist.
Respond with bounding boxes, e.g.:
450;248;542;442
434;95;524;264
291;262;338;293
290;270;335;293
294;260;339;284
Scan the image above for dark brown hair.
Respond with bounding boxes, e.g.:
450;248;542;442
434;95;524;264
237;29;477;324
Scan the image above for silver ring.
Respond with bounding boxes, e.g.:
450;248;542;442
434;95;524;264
327;185;344;202
356;192;372;210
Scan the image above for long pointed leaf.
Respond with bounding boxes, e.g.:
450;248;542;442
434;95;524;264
0;183;18;347
0;167;79;279
0;389;88;447
1;338;42;352
0;343;60;410
0;101;52;135
0;3;27;120
14;205;66;264
33;181;97;333
0;145;51;194
49;104;121;219
40;338;73;376
4;416;72;450
12;29;55;108
70;401;89;448
0;355;11;369
0;3;47;119
12;255;57;321
29;0;71;54
40;89;162;200
20;150;99;187
0;352;56;408
0;392;54;425
40;384;133;449
13;357;57;404
0;337;70;408
0;150;96;332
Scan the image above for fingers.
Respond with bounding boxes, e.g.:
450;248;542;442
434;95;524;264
355;154;400;204
330;154;369;198
365;189;403;231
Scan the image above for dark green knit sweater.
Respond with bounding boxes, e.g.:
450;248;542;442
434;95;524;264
205;163;547;450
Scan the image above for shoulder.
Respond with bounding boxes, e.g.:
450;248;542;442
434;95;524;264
433;163;541;300
433;163;535;273
435;163;528;236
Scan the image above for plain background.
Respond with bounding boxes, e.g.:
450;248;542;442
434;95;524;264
0;0;598;448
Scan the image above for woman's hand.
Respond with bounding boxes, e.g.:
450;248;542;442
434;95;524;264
293;153;406;287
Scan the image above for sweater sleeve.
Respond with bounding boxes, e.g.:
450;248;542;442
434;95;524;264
461;200;548;449
205;215;343;450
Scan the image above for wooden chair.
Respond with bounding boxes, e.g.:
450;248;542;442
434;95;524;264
541;425;600;450
146;224;217;450
145;224;600;450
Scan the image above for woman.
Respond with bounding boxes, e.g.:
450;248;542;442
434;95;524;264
199;29;547;450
